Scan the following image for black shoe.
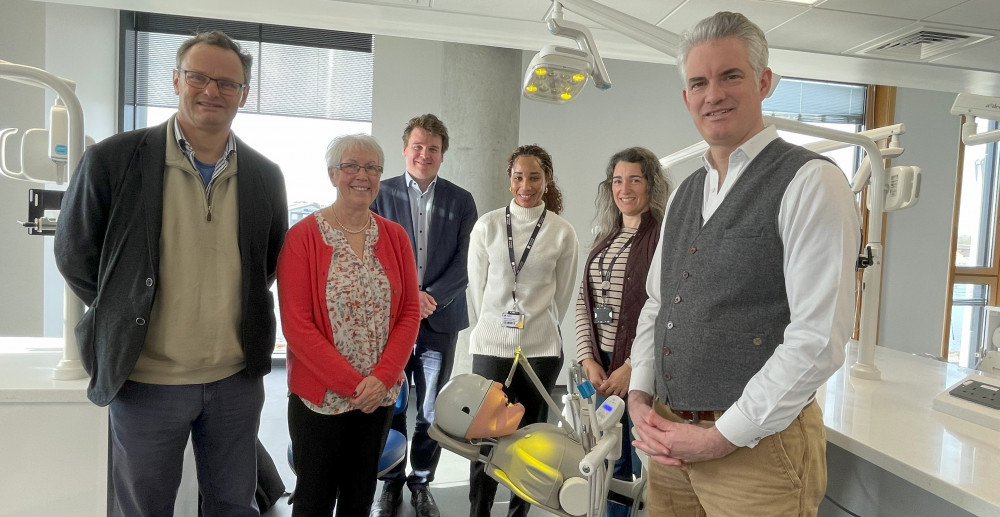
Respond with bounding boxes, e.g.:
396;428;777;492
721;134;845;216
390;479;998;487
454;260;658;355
411;487;440;517
370;483;403;517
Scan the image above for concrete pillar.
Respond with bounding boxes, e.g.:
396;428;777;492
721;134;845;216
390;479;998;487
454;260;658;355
439;42;521;215
437;42;522;375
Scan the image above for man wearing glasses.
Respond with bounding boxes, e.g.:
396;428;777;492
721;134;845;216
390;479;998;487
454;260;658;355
55;31;287;516
370;114;478;517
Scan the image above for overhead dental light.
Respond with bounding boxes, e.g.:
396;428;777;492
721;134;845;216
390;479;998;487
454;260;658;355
524;1;781;103
523;0;686;103
522;2;611;104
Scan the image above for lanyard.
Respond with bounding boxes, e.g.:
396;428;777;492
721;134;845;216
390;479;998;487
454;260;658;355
506;206;546;306
597;230;636;300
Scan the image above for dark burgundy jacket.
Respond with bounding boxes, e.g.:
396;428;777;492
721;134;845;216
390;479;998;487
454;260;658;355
580;210;660;372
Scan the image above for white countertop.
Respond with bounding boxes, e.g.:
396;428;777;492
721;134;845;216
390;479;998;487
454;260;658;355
819;344;1000;516
0;337;90;403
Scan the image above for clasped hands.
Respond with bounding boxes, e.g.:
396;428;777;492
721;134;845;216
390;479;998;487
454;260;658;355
581;358;631;398
352;375;388;414
627;391;737;468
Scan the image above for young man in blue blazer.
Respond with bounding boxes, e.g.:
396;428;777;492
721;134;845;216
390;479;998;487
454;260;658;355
370;114;478;517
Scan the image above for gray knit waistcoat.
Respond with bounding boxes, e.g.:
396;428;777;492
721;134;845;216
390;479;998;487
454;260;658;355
653;138;833;410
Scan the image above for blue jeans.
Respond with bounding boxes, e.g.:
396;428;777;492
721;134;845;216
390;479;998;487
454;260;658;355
109;371;264;517
381;321;457;491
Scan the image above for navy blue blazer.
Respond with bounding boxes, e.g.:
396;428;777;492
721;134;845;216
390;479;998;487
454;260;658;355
372;174;477;339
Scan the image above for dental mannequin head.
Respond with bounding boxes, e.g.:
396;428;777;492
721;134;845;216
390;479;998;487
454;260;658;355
436;374;526;439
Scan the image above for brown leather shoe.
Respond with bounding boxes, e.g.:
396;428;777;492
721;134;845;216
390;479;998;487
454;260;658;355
411;487;440;517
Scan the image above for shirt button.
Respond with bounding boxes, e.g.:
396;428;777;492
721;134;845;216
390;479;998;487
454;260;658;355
666;321;674;329
662;347;671;355
682;271;690;279
753;337;763;346
135;317;146;326
689;247;697;254
666;375;673;381
145;278;153;287
673;295;681;304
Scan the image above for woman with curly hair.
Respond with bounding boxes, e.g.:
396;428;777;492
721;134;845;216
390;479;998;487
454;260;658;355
465;144;579;517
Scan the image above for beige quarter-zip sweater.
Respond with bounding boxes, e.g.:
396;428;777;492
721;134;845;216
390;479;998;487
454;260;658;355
129;118;245;384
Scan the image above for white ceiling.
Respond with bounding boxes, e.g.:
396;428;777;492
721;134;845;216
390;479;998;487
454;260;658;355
47;0;1000;96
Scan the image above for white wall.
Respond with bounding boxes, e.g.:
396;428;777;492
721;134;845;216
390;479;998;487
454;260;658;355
878;88;962;356
0;0;47;337
371;35;445;179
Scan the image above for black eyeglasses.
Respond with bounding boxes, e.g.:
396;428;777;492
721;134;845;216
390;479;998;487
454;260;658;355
177;69;246;96
336;163;384;177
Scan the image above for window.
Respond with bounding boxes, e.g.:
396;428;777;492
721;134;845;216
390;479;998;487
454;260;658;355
946;119;1000;367
763;77;868;177
119;12;375;348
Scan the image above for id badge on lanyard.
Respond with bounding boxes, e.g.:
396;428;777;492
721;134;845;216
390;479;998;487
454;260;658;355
501;311;525;329
592;303;613;324
504;206;546;331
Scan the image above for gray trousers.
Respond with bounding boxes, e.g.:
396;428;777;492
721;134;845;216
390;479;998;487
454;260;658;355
109;371;265;517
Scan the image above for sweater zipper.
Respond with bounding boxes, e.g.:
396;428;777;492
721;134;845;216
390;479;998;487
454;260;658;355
205;180;214;222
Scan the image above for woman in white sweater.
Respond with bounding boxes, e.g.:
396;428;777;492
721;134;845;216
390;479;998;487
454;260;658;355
466;144;579;517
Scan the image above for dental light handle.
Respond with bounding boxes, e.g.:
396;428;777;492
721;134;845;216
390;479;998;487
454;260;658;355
49;99;68;163
579;425;621;476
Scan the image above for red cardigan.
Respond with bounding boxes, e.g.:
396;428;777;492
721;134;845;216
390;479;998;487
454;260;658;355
277;212;420;406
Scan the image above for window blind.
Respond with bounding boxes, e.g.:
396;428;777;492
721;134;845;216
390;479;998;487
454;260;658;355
763;77;866;125
121;12;373;126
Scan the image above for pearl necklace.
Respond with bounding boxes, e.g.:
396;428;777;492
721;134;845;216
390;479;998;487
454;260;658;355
331;205;371;234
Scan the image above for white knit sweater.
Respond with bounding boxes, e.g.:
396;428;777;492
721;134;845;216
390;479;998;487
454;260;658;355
468;200;579;358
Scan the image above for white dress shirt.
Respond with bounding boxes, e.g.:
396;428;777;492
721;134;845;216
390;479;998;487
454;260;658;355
404;171;436;288
629;126;862;447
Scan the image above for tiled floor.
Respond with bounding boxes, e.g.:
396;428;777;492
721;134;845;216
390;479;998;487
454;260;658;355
259;357;557;516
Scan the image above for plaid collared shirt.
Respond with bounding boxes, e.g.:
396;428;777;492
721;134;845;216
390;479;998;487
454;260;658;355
172;117;237;189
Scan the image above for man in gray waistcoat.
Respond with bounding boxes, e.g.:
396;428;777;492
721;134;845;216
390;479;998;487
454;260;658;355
627;12;861;516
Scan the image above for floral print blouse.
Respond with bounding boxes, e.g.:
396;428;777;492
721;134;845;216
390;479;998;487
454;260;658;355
302;211;399;415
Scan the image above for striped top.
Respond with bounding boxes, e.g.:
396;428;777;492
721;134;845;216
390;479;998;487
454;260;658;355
574;227;637;364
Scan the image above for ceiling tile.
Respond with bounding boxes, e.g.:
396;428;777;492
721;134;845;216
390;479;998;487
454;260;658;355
815;0;965;20
660;0;808;34
926;0;1000;31
766;9;914;54
929;38;1000;72
427;0;550;20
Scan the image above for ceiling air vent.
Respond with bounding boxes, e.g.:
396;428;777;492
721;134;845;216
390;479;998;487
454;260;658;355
853;27;994;62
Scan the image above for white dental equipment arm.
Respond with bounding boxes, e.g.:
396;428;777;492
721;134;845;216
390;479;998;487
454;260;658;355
763;116;896;380
0;60;82;185
950;93;1000;146
0;60;87;380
